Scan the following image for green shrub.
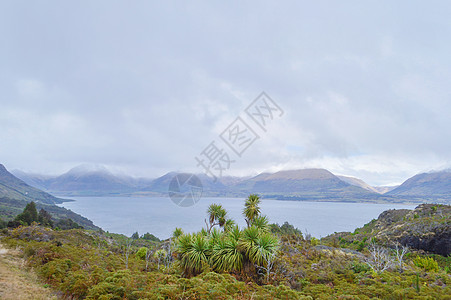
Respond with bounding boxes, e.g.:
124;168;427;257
55;218;83;230
357;241;365;251
413;256;439;272
86;270;133;300
351;262;371;273
0;217;7;229
310;237;319;246
141;232;160;242
135;247;148;260
23;245;36;258
294;278;308;290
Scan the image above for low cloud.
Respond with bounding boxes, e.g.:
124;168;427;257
1;1;450;185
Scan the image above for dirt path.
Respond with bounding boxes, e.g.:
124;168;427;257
0;242;57;300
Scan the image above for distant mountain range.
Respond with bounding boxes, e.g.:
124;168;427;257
13;165;154;196
336;175;398;194
387;171;451;198
8;164;451;204
231;169;376;200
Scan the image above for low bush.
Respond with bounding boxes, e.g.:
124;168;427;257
414;256;439;272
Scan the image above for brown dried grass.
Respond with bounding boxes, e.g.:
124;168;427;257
0;244;57;300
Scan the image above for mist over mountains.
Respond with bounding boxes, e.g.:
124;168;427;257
9;164;451;204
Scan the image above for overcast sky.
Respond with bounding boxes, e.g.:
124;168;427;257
1;1;451;186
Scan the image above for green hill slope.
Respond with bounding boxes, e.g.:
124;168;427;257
0;164;98;230
0;164;63;205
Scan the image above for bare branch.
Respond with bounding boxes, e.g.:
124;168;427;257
393;242;409;272
365;242;392;273
255;252;277;283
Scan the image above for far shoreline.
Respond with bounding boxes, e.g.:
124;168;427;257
54;194;441;206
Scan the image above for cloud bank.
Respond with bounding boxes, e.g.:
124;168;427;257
1;1;451;185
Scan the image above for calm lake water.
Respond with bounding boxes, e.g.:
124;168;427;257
59;197;416;239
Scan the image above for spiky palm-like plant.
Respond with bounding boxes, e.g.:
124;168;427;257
210;235;243;272
208;227;224;248
171;227;184;254
177;233;210;276
252;215;270;232
238;226;279;274
210;238;226;271
174;197;279;279
223;237;244;271
243;194;261;227
227;225;242;242
238;226;260;259
249;233;279;267
206;204;227;233
199;228;209;236
177;233;192;251
172;227;184;239
207;204;223;223
223;219;236;232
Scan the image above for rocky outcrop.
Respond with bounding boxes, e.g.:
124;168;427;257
398;226;451;256
375;204;451;256
375;209;410;227
326;204;451;256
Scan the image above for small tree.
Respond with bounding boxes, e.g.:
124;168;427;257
243;194;261;227
205;204;227;233
136;247;153;271
365;243;393;273
145;248;153;271
38;209;53;227
15;201;38;225
256;252;277;284
393;243;409;272
223;219;236;232
154;249;167;270
122;238;133;269
165;240;175;269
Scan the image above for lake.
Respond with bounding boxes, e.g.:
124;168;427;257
59;197;417;239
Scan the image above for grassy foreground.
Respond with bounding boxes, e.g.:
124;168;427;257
0;223;450;299
0;242;56;299
0;200;450;299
